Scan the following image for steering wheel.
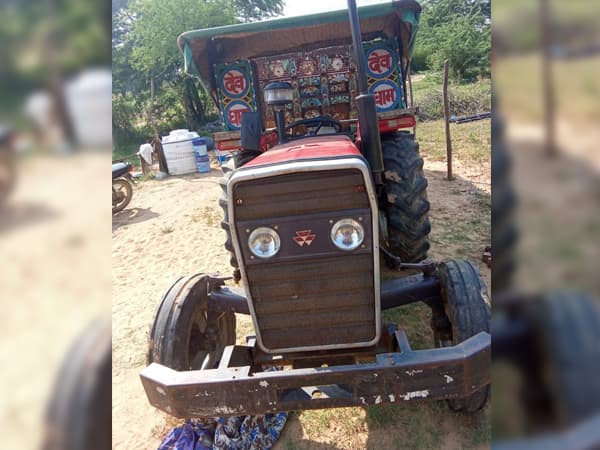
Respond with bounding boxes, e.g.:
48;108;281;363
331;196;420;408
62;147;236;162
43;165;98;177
285;115;343;137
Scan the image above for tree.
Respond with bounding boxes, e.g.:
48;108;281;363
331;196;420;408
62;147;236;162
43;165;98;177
111;0;283;142
233;0;283;22
413;0;490;80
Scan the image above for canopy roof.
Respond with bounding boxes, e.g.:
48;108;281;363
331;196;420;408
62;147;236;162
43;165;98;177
178;0;421;92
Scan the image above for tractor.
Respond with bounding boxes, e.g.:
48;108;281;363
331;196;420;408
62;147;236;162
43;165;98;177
141;0;490;419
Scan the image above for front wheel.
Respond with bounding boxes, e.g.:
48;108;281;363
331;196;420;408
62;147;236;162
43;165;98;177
112;178;133;213
147;273;236;371
434;259;491;413
382;131;431;264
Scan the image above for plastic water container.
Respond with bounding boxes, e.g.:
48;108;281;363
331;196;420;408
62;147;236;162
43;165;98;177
64;69;112;149
161;129;199;175
193;137;210;173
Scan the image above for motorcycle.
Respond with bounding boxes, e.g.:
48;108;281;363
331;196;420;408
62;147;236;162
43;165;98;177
0;125;16;205
112;161;133;213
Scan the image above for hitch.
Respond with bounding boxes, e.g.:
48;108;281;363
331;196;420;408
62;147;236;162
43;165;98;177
380;247;437;276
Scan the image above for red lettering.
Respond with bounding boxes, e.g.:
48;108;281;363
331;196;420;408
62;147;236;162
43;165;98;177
368;51;392;74
368;53;381;73
224;72;245;94
228;107;249;127
374;88;395;106
378;53;392;71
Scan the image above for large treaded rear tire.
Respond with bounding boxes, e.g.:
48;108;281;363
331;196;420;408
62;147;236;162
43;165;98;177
382;131;431;264
219;162;241;282
491;108;517;293
435;259;491;413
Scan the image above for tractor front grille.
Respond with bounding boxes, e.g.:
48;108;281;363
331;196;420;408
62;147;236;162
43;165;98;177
230;166;379;353
247;254;376;350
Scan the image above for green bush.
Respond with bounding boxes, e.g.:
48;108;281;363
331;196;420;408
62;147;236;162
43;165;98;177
415;80;491;121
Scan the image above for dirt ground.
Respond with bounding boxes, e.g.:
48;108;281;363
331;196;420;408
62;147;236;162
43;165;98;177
112;145;491;449
1;153;110;449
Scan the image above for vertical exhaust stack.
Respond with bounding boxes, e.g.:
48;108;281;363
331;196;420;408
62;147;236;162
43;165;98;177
347;0;385;193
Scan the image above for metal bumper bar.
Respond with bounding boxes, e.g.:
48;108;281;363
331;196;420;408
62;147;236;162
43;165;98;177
140;330;490;418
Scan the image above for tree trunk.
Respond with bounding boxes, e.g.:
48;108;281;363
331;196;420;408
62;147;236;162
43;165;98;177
182;77;205;131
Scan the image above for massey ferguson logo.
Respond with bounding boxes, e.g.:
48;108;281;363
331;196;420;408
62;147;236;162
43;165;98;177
293;230;316;247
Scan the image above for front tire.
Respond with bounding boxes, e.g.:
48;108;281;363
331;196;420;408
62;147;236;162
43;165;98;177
382;131;431;264
522;292;600;426
435;259;491;413
42;318;111;450
147;273;236;371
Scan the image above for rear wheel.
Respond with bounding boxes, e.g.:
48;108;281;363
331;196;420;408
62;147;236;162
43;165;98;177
112;178;132;214
491;109;517;293
147;273;236;371
434;259;491;413
0;151;16;204
382;131;430;264
219;163;241;282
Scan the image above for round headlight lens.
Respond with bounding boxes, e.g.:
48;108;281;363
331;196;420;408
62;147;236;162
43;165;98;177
331;219;364;251
248;227;281;258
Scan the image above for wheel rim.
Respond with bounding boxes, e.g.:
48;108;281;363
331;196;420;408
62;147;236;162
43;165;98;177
0;155;15;200
188;310;232;370
112;180;130;210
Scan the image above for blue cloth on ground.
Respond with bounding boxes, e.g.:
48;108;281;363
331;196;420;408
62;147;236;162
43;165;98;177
158;413;288;450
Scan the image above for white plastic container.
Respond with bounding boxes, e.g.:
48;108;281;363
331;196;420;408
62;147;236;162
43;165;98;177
161;129;199;175
64;69;112;150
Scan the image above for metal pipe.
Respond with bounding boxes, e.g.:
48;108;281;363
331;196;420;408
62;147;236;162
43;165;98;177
346;0;385;191
275;108;286;144
348;0;368;96
380;274;441;309
208;287;250;315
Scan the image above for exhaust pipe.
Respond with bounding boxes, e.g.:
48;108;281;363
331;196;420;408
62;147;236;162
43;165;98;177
347;0;385;193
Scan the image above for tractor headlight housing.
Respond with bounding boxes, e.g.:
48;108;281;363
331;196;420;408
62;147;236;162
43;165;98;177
330;218;364;251
248;227;281;258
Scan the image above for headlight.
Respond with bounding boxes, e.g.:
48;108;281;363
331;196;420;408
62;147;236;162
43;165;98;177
248;227;281;258
330;218;364;251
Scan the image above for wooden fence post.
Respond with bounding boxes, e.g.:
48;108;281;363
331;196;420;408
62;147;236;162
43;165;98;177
443;59;454;180
540;0;557;156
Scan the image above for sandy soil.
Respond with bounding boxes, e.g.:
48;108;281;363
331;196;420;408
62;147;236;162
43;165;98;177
112;155;490;448
0;153;110;449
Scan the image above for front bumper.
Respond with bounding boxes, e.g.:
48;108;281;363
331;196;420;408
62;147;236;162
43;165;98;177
140;329;490;418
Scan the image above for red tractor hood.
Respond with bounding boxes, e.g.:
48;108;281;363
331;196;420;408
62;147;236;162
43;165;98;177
242;135;362;168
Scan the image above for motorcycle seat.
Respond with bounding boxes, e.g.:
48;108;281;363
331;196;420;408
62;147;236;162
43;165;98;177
112;162;131;179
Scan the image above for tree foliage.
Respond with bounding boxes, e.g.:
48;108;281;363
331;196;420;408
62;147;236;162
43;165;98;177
112;0;282;150
412;0;490;81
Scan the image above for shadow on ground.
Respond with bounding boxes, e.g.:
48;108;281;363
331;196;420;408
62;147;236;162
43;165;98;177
112;206;159;231
0;201;59;234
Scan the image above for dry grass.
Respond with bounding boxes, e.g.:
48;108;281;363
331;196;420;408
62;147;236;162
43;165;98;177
418;119;490;165
495;54;600;123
